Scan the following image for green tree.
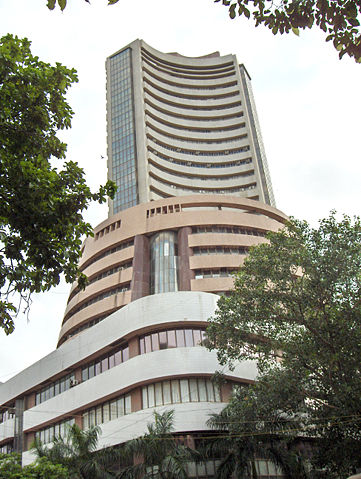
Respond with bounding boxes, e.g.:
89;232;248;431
204;385;310;479
215;0;361;63
32;423;121;478
0;453;69;478
206;213;361;477
46;0;361;63
0;34;115;334
119;410;199;479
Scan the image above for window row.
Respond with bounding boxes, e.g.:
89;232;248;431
66;283;130;321
142;378;221;409
0;407;14;424
81;343;129;382
149;148;252;169
35;418;75;445
143;77;240;102
60;313;110;345
149;160;254;181
150;173;256;194
80;240;134;271
145;98;244;122
147;126;247;145
143;65;237;91
0;442;13;454
146;113;245;134
145;88;242;111
35;373;75;405
194;268;235;279
83;394;131;429
192;226;266;237
192;246;247;255
139;328;207;354
149;138;250;156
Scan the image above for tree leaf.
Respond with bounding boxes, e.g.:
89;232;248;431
58;0;67;10
291;26;300;36
47;0;56;9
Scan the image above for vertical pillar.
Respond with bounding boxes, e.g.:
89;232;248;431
14;398;24;457
131;234;150;301
177;227;194;291
128;337;139;359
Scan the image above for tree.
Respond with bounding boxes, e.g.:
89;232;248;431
32;423;121;478
118;410;199;479
204;385;311;479
215;0;361;63
0;34;115;334
45;0;361;64
0;453;69;478
206;213;361;476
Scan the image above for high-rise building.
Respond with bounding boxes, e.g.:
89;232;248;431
106;40;275;215
0;41;287;476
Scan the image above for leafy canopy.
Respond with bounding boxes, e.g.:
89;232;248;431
46;0;361;63
0;453;69;478
0;34;115;334
207;213;361;476
33;423;121;478
215;0;361;63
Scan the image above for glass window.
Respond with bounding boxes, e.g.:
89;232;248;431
163;381;171;404
96;406;102;425
101;357;109;372
123;347;129;362
198;379;208;402
171;380;181;403
176;330;185;347
152;333;160;351
139;337;145;354
192;329;201;346
155;382;163;406
167;330;176;348
159;331;167;349
142;387;148;409
184;330;194;347
83;412;89;429
189;379;199;402
95;361;102;376
180;379;190;403
125;395;131;414
114;397;122;417
81;368;88;382
109;354;115;369
148;385;155;408
103;403;110;423
206;380;215;402
145;335;152;353
110;400;117;420
114;350;122;365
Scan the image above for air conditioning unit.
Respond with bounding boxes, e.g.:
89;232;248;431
70;379;79;387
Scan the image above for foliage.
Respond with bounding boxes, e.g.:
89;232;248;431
118;410;199;479
32;423;121;478
206;213;361;476
0;34;116;334
204;386;310;479
0;453;69;478
215;0;361;63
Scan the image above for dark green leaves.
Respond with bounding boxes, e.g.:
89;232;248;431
0;35;115;334
216;0;361;63
207;213;361;475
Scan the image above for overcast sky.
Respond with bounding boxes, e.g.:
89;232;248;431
1;0;360;382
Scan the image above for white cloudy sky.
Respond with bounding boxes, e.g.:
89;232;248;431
0;0;360;382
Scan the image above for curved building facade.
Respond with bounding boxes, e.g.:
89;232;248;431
106;40;275;215
58;195;286;346
1;41;288;477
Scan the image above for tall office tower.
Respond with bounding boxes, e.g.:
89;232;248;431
0;41;288;477
106;40;275;216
